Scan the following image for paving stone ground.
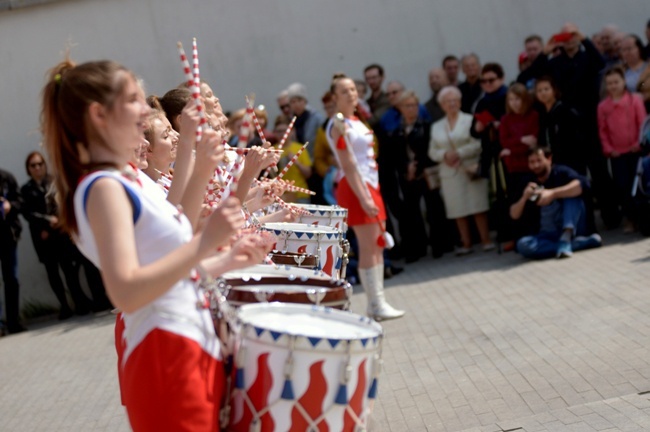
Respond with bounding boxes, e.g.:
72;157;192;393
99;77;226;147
2;230;650;431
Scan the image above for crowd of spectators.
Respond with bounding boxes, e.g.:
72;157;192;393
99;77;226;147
258;19;650;263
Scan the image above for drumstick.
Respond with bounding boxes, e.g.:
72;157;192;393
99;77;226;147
278;116;297;150
177;41;207;143
246;95;267;144
274;142;309;181
334;113;393;249
234;148;283;154
254;178;316;196
261;115;297;178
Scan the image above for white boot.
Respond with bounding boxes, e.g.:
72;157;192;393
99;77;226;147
358;264;405;321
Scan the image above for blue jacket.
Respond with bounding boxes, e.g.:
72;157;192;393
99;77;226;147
378;105;431;134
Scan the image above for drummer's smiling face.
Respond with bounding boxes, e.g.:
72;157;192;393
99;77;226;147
333;78;358;112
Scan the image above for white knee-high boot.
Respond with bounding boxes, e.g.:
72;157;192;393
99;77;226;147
358;264;405;321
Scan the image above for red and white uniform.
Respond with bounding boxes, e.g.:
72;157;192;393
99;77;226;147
326;116;386;226
74;169;223;431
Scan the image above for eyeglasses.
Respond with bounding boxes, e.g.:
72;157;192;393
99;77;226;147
280;104;290;110
480;77;498;84
29;161;45;168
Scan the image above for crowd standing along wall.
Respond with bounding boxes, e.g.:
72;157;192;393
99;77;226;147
0;0;647;310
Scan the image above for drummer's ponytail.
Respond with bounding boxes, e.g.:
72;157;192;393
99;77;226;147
41;58;132;235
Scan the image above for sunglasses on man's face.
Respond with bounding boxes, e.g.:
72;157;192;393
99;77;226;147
30;162;45;168
480;77;498;84
280;104;290;110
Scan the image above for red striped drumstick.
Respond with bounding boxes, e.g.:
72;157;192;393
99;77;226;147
275;142;309;180
278;116;297;150
261;115;297;179
178;40;206;143
246;95;266;143
254;178;315;196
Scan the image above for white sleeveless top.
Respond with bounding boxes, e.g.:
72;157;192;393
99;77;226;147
326;117;379;188
74;169;220;364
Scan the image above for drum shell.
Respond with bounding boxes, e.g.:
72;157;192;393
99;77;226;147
228;303;383;432
268;251;318;269
261;223;343;278
221;276;352;310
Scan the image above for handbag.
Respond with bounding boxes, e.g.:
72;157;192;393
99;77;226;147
423;165;441;190
445;123;481;181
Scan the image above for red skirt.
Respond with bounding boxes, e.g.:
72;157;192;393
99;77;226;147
121;328;224;431
336;177;386;226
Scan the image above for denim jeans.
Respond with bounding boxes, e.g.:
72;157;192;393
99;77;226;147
517;198;586;259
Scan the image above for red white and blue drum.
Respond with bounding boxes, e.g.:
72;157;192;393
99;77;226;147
292;204;348;232
260;223;344;278
228;303;383;432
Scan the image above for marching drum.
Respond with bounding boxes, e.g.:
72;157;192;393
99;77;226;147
228;303;383;432
219;265;352;310
260;223;345;278
292;203;348;232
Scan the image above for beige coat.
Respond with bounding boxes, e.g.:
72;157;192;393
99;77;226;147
428;112;489;219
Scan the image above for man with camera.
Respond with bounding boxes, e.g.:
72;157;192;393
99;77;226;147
511;147;602;259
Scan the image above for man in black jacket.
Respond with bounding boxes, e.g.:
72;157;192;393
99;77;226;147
0;168;26;334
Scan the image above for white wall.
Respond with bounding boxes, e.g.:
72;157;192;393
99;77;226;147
1;0;648;309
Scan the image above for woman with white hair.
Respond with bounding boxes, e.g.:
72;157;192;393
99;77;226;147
429;86;493;255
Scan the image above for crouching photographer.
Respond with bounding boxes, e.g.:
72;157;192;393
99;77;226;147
511;147;602;259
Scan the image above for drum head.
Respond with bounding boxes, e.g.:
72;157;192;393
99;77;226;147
238;303;382;340
262;222;340;234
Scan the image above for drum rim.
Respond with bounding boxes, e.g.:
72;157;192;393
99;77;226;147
222;264;330;280
261;222;341;233
292;203;348;212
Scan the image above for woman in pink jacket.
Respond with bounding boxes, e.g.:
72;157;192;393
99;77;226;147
598;66;648;232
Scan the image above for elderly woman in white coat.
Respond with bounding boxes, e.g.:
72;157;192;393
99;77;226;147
428;86;494;255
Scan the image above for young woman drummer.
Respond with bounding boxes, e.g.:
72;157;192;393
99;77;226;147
41;59;269;431
326;73;405;321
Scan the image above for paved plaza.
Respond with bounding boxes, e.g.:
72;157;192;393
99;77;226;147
2;231;650;431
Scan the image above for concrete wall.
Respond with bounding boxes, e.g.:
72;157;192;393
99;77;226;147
1;0;648;309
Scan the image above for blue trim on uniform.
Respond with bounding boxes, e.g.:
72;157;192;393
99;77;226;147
83;175;142;224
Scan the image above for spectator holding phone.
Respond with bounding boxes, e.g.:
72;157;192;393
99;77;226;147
598;66;648;232
524;22;620;228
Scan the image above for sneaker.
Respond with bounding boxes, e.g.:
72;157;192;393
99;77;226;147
556;240;573;259
572;233;602;251
482;243;496;252
623;220;636;234
455;247;473;256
